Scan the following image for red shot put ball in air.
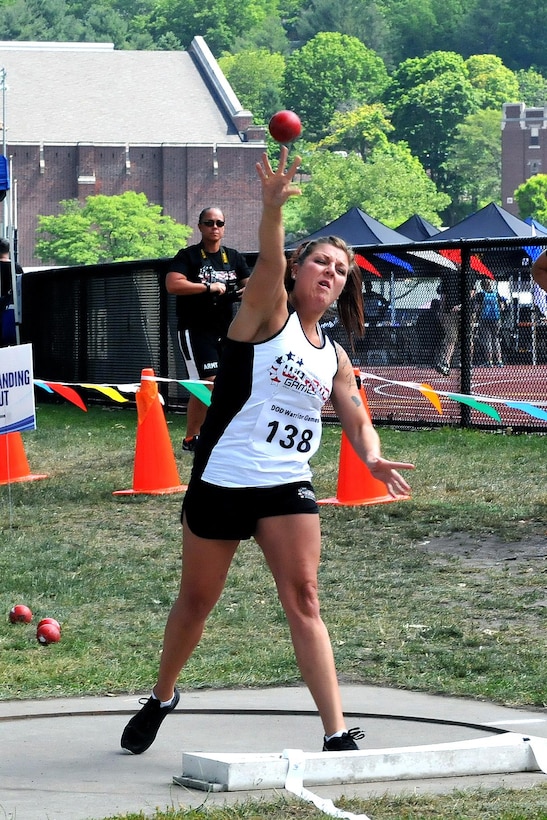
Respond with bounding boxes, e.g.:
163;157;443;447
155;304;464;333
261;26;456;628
268;110;302;144
36;622;61;645
9;604;33;623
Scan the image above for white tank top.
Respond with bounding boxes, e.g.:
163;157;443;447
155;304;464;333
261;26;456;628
199;310;339;488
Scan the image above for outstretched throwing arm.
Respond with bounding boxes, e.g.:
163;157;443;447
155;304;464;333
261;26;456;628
229;147;301;343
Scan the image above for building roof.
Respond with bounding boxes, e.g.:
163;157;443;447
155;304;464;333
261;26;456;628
0;39;247;145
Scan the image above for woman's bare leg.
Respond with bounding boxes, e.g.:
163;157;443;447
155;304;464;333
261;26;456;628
255;513;345;737
154;516;239;701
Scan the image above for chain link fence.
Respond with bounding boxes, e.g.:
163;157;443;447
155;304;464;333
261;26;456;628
18;237;547;431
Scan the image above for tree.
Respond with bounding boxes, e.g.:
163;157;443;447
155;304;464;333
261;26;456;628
292;0;391;62
35;191;192;265
465;54;519;110
516;69;547;107
443;109;502;223
283;146;449;237
318;103;394;159
0;0;85;40
284;32;389;140
457;0;507;58
385;52;479;186
382;0;439;63
359;142;451;227
230;14;290;55
218;49;285;123
145;0;279;54
493;0;547;74
514;175;547;225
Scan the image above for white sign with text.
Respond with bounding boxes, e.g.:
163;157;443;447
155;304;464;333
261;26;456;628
0;344;36;434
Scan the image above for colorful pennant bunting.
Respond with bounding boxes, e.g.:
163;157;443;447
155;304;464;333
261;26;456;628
31;373;546;425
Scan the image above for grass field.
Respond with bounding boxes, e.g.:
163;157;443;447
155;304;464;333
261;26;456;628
1;402;546;818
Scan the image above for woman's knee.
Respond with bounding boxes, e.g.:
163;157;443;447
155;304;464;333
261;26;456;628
281;579;321;621
173;588;217;625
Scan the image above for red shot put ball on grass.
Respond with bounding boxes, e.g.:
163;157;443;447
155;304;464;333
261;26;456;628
268;110;302;144
36;622;61;645
9;604;33;623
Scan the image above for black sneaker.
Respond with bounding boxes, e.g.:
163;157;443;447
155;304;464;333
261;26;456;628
121;689;180;754
322;727;365;752
182;435;199;453
434;363;450;376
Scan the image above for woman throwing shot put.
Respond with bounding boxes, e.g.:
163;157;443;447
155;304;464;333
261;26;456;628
121;147;414;755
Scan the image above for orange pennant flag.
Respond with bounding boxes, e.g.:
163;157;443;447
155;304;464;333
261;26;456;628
419;383;443;414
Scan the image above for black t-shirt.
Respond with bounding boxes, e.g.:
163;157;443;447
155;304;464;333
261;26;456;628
169;243;251;334
0;259;23;314
0;259;22;299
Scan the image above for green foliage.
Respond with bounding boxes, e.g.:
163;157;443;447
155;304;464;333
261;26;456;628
516;68;547;107
384;48;469;97
381;0;439;62
386;52;480;185
283;151;367;237
514;174;547;224
318;103;394;158
2;0;547;76
292;0;391;62
218;49;285;123
0;0;85;40
35;191;192;265
443;109;503;221
359;141;451;226
465;54;520;110
145;0;279;53
284;32;389;140
284;145;449;236
490;0;547;73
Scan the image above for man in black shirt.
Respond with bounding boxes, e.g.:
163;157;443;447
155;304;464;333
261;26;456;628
166;208;250;451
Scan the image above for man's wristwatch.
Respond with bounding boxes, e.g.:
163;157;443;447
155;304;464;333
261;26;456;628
204;283;210;293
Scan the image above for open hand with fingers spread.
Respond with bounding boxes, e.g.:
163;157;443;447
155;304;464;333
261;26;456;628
366;456;415;497
256;146;302;209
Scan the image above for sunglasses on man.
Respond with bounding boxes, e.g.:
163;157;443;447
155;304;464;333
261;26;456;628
201;219;225;227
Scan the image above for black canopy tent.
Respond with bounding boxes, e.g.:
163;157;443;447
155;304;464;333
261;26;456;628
286;207;412;249
396;214;440;241
421;202;546;241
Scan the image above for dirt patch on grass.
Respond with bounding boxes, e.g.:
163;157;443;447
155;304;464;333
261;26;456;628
416;531;547;568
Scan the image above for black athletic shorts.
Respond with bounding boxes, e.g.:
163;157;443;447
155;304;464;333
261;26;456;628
178;328;222;380
181;479;319;541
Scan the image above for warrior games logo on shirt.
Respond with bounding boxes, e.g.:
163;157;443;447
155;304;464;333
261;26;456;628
269;351;330;402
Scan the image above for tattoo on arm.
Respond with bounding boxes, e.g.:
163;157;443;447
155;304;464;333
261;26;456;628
338;348;362;408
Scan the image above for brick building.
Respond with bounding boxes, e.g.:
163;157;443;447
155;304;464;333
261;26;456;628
502;102;547;217
0;38;266;267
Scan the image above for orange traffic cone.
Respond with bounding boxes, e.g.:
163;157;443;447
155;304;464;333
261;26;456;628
0;431;48;485
318;371;409;506
113;368;187;496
